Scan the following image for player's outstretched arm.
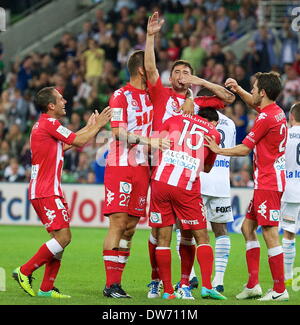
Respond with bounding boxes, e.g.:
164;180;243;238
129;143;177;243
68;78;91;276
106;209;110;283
204;135;251;157
225;78;256;109
179;75;235;104
71;106;111;148
145;12;164;85
112;126;170;151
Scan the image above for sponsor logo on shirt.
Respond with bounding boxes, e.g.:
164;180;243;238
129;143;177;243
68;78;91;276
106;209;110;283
258;200;267;219
257;112;267;121
111;107;123;122
162;150;200;171
150;212;162;224
31;164;39;180
131;99;139;110
282;214;296;224
274;155;285;171
120;182;132;194
270;209;280;222
56;125;72;138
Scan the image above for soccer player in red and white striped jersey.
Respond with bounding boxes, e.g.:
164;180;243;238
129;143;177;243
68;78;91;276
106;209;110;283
13;87;111;298
149;109;227;300
102;50;169;299
207;72;289;301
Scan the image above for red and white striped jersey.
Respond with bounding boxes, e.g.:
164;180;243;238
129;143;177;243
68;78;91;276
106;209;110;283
106;83;153;166
242;103;287;192
28;114;76;200
147;77;224;131
152;114;220;191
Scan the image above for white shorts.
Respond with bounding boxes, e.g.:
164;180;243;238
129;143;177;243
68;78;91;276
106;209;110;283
280;202;300;234
202;195;233;223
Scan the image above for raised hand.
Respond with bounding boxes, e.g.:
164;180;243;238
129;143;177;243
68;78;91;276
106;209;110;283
150;137;171;151
96;106;111;128
147;11;164;36
225;78;240;93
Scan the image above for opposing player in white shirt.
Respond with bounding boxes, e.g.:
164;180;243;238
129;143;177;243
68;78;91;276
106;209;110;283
199;89;236;293
280;102;300;286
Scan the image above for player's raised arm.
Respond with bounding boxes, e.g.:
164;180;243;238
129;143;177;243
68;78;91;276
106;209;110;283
145;12;164;85
225;78;257;109
180;75;236;104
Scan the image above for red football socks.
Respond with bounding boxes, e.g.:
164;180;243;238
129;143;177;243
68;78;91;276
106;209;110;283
20;244;54;276
156;248;173;294
196;245;213;289
179;243;195;286
246;247;260;289
40;257;61;292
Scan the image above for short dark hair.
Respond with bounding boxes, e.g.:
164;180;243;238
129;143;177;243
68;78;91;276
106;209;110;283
170;60;194;75
197;88;214;97
127;50;145;76
254;71;282;101
290;102;300;122
35;87;57;113
198;107;219;122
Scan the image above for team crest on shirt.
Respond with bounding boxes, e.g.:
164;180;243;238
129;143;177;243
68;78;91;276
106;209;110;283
131;99;139;110
171;100;181;113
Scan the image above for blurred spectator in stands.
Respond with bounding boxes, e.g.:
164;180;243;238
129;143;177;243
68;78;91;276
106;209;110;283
246;109;257;133
204;0;222;13
4;157;25;182
115;0;136;12
282;67;300;111
210;63;226;85
215;6;230;39
92;8;107;32
69;112;82;132
226;18;243;44
40;54;55;75
0;90;12;124
50;43;66;66
133;6;148;31
0;48;5;93
240;40;261;76
20;139;31;171
81;38;105;92
75;151;93;183
181;34;206;74
64;146;79;174
0;120;6;141
7;89;29;132
87;171;96;184
0;140;10;176
78;21;94;46
167;38;181;62
73;74;92;108
231;168;254;188
210;41;226;65
253;25;277;71
293;50;300;76
65;37;78;58
5;124;26;157
170;23;185;41
231;101;248;144
134;31;146;51
279;18;299;68
201;57;216;80
234;64;251;92
238;6;256;31
117;37;134;69
16;56;33;93
102;34;119;63
197;20;216;54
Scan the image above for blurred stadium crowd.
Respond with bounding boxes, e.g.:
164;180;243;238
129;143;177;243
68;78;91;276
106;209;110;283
0;0;300;186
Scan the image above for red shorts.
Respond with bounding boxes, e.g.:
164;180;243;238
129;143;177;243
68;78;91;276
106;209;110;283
149;180;207;230
246;189;282;226
103;165;150;217
31;196;71;233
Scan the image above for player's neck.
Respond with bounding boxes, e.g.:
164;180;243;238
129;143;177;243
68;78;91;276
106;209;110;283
259;98;275;110
129;77;146;90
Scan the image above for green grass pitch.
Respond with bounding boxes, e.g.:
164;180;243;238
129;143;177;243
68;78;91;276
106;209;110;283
0;225;299;305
